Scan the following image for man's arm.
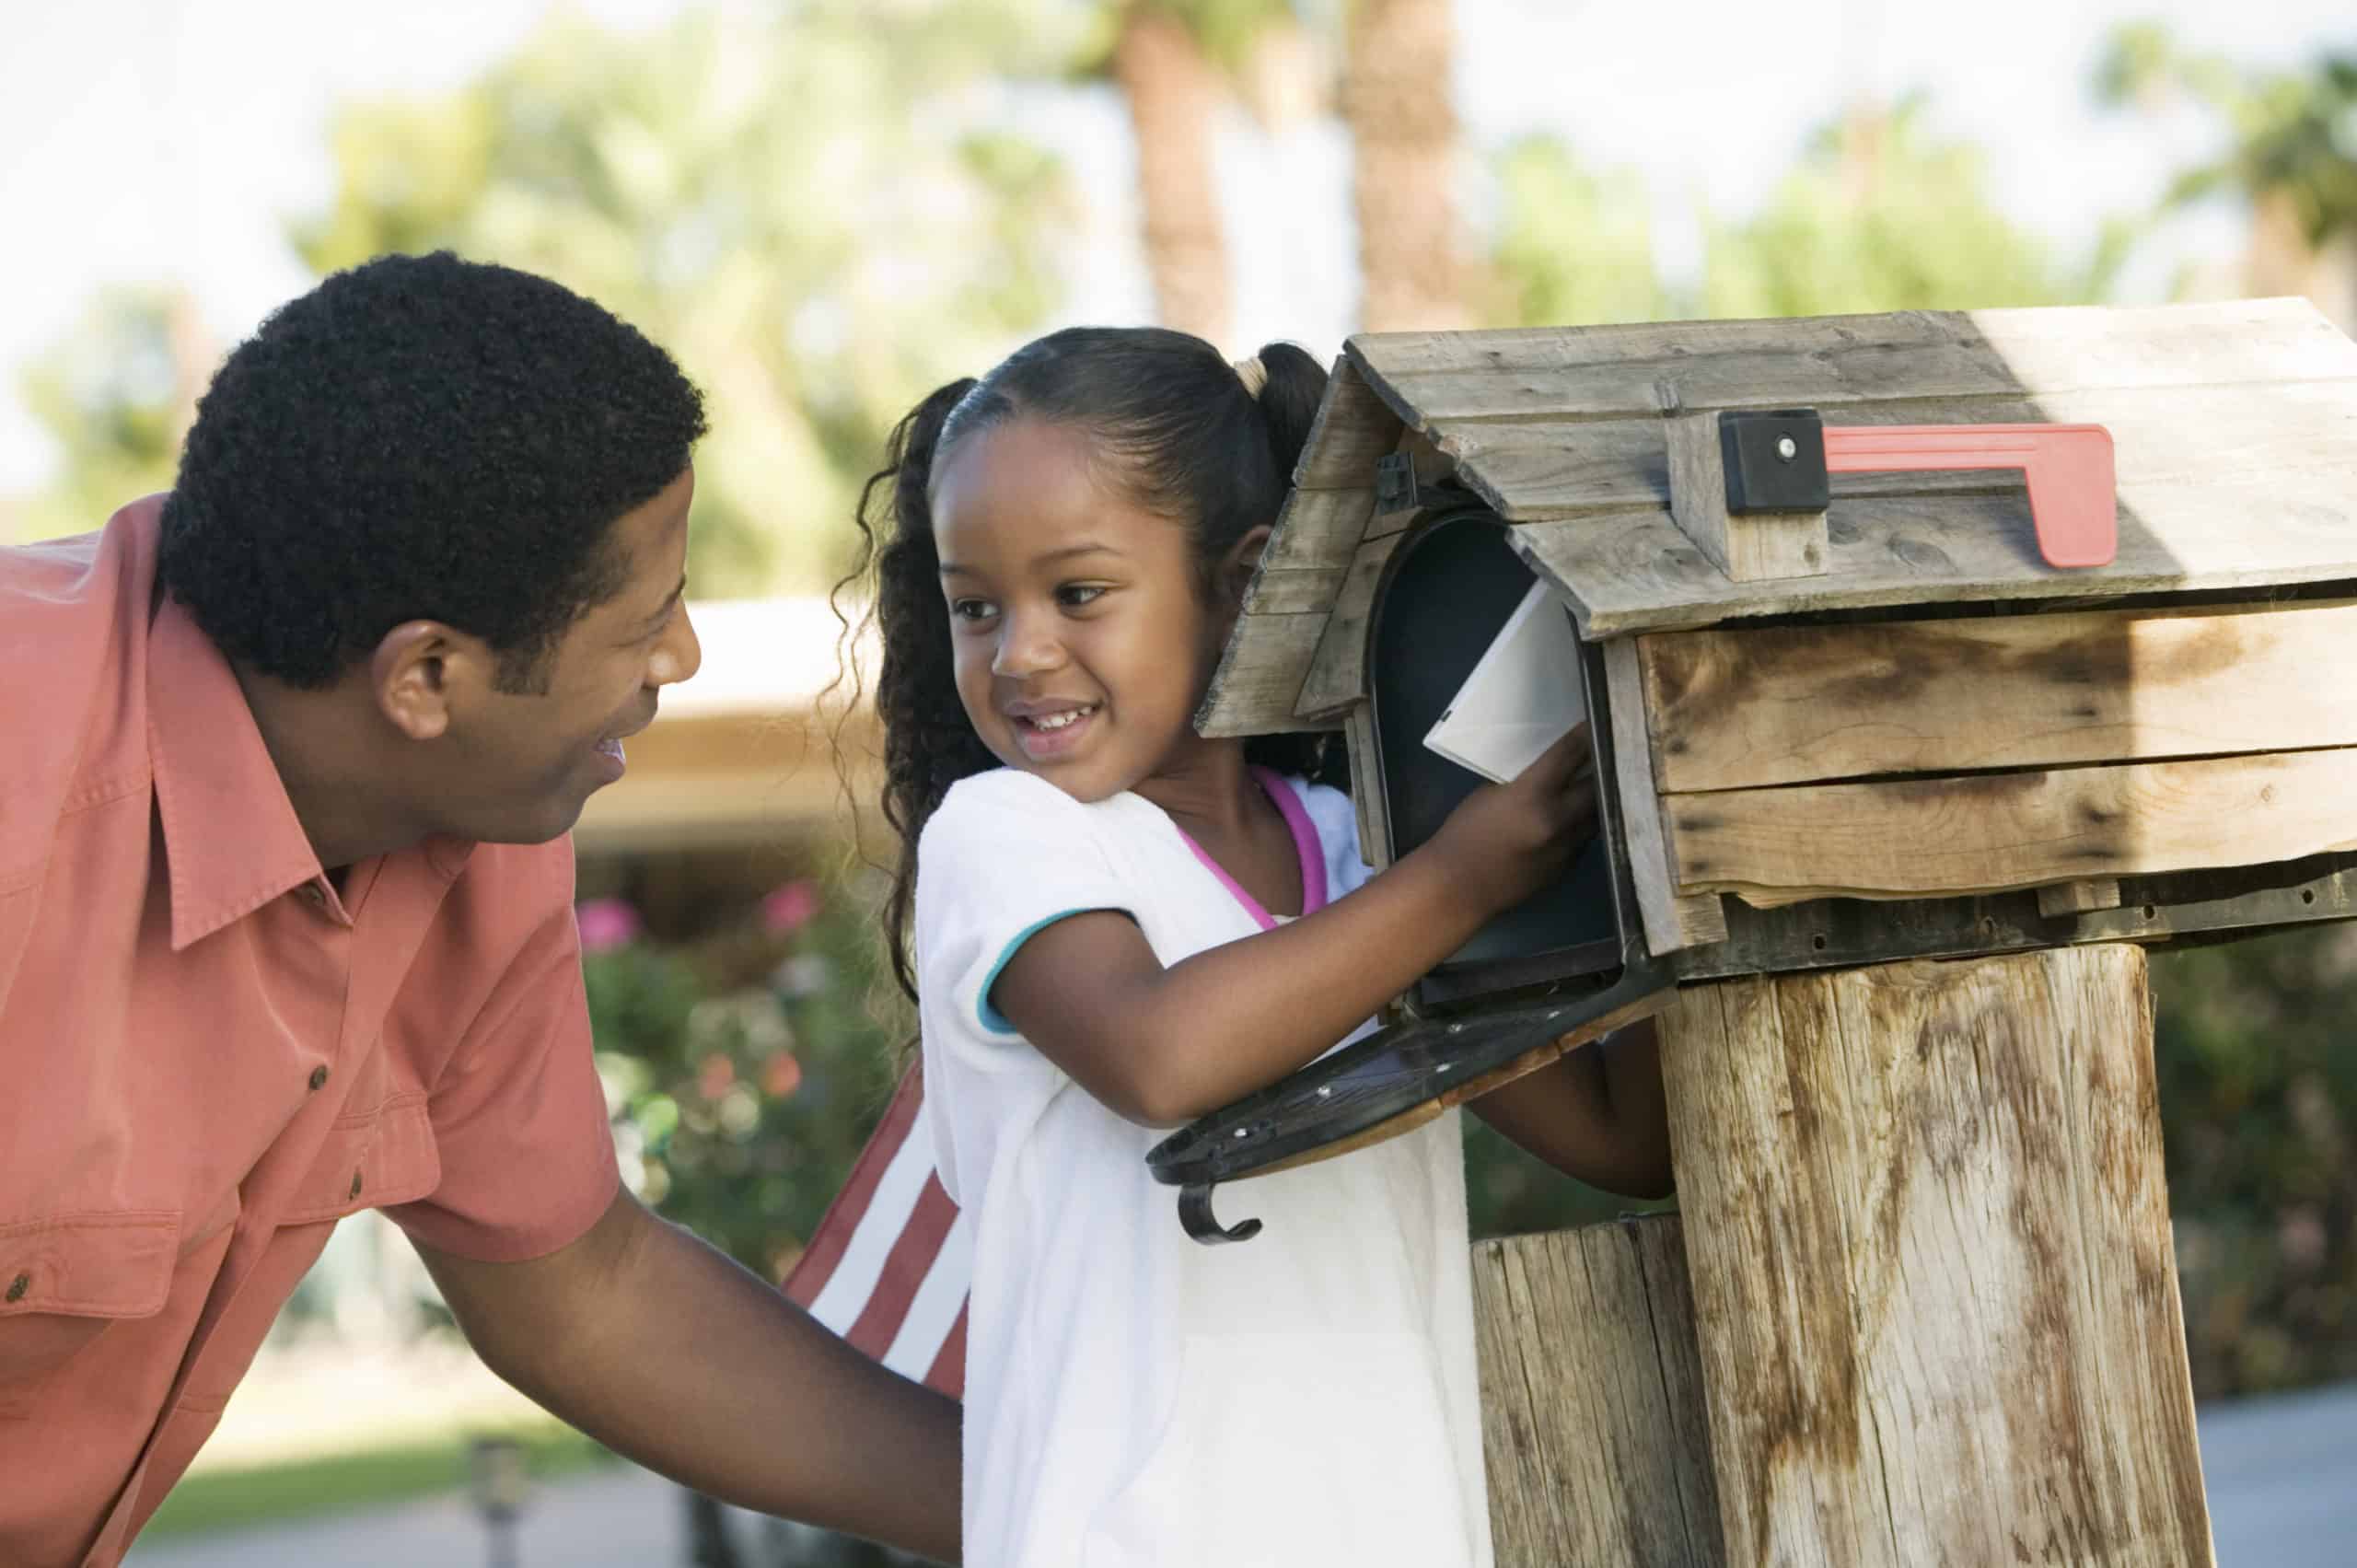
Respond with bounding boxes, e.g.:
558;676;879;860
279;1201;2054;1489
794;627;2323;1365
414;1188;959;1564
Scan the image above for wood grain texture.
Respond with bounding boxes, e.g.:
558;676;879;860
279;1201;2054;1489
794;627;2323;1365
1261;484;1379;572
1295;355;1406;487
1237;564;1347;615
1442;376;2357;522
1344;703;1391;869
1213;301;2357;735
1293;531;1406;720
2039;878;2126;917
1663;746;2357;906
1513;453;2357;637
1659;947;2212;1568
1475;1216;1725;1568
1394;424;1457;499
1607;638;1729;952
1663;410;1829;582
1640;598;2357;793
1351;297;2352;426
1200;357;1399;736
1193;610;1333;738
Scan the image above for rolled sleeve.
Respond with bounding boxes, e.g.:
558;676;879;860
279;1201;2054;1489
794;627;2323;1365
386;891;620;1262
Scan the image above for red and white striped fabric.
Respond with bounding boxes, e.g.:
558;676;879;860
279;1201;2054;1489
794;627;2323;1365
782;1066;971;1398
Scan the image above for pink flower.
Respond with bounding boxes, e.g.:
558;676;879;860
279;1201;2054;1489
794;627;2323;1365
761;880;821;935
761;1051;804;1099
575;898;644;953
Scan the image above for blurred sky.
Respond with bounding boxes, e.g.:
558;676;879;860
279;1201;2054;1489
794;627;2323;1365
0;0;2349;493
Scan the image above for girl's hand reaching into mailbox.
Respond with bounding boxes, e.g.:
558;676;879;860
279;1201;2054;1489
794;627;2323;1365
1428;724;1599;917
988;722;1601;1127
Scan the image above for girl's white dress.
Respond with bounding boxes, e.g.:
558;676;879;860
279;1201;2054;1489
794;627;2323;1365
915;765;1492;1568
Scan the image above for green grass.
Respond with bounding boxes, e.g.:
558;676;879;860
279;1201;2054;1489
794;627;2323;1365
141;1423;621;1540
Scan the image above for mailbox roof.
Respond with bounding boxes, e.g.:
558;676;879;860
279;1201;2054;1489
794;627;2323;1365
1199;297;2357;738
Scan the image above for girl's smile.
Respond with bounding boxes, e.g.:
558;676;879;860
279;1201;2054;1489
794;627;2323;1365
1006;699;1103;761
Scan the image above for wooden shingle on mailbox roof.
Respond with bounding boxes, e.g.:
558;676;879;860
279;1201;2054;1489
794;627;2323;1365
1201;296;2357;962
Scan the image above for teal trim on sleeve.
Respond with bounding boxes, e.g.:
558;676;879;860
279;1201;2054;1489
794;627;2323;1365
978;909;1097;1035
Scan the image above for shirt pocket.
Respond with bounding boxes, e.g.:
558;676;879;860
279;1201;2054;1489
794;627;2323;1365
0;1210;179;1416
284;1095;441;1225
1081;1330;1477;1568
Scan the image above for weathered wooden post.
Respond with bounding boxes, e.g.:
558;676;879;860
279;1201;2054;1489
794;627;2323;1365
1661;947;2205;1565
1178;298;2357;1565
1472;1215;1724;1566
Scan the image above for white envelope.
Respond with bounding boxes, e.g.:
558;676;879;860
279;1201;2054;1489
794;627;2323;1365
1422;579;1586;784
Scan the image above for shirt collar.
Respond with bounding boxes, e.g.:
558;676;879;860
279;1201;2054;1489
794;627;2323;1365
145;597;485;948
146;595;330;950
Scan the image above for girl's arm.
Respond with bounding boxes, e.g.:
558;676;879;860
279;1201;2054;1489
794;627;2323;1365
991;727;1598;1126
1465;1019;1674;1200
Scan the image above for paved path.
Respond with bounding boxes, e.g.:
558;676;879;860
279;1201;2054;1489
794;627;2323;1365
2200;1380;2357;1565
128;1462;682;1567
131;1382;2357;1565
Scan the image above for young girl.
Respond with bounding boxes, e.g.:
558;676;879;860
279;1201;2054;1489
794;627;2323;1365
850;327;1671;1567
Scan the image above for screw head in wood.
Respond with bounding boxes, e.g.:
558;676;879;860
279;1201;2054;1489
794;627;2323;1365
1777;436;1798;460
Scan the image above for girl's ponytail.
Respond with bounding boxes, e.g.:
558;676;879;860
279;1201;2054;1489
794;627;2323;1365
883;378;977;549
1249;341;1329;482
834;377;999;1008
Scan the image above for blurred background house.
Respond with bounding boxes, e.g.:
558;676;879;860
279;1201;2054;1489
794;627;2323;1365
6;1;2352;1562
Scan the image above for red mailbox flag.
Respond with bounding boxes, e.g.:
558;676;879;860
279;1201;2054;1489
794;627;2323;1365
781;1066;971;1398
1823;423;2117;569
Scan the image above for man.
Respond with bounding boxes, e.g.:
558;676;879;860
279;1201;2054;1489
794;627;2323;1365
0;252;958;1566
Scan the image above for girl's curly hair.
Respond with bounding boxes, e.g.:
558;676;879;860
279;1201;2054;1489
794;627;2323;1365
833;326;1348;1007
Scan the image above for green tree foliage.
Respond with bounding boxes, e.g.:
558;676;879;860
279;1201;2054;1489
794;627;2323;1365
12;286;208;542
1699;97;2130;317
583;877;903;1286
293;4;1083;596
2097;25;2357;253
2096;27;2356;329
1065;0;1304;79
1483;98;2128;334
2151;926;2357;1398
1480;134;1668;328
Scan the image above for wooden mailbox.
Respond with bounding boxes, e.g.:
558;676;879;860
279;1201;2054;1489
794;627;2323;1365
1189;298;2357;1566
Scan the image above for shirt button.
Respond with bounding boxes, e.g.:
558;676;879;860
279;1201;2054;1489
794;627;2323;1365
299;884;326;907
6;1272;29;1303
349;1172;364;1202
308;1066;331;1092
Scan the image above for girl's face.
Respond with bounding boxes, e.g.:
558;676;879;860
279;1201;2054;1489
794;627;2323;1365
931;418;1230;803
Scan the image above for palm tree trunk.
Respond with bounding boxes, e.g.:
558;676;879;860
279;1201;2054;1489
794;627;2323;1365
1114;6;1233;346
1343;0;1468;331
2248;186;2357;334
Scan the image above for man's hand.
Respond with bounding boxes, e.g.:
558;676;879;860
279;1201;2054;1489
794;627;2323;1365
415;1189;959;1564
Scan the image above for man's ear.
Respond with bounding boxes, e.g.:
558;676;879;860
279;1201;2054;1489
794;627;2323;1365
1217;525;1273;613
369;621;490;741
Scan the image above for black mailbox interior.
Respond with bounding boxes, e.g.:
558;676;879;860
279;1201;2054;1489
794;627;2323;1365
1369;505;1626;1011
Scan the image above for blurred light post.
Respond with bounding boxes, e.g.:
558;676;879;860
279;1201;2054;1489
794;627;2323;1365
467;1433;528;1568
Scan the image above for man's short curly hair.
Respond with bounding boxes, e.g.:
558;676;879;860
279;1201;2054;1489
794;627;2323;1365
159;250;707;691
